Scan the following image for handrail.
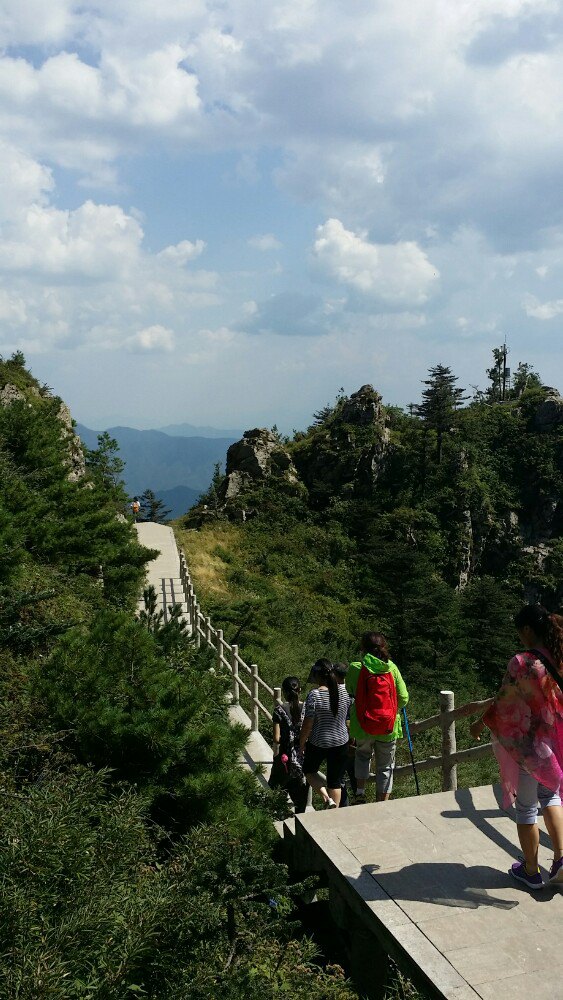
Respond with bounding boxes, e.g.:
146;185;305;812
409;698;492;735
178;544;280;733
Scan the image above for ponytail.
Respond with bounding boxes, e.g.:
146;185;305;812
311;658;339;717
515;604;563;672
281;675;302;726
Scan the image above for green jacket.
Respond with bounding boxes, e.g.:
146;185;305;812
346;654;409;742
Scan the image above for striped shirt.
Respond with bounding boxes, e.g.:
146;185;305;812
304;687;350;748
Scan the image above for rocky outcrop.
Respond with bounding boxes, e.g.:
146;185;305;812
0;382;85;482
0;383;25;406
57;401;86;482
221;428;299;502
293;384;390;499
341;385;386;426
533;389;563;432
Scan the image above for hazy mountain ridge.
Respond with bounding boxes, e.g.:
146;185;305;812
158;421;243;438
76;423;238;517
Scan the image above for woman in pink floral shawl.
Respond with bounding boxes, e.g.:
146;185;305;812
471;605;563;889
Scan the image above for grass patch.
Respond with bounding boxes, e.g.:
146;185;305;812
175;523;243;597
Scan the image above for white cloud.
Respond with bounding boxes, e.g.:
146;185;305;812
312;219;439;305
523;294;563;320
157;239;206;265
126;324;175;352
247;233;282;251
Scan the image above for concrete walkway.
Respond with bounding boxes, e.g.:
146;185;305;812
135;522;189;626
290;783;563;1000
136;522;272;781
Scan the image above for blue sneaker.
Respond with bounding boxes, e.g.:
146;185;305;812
510;861;544;890
549;857;563;884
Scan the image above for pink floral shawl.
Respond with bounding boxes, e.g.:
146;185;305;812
483;646;563;809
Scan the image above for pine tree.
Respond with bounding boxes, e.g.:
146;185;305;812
139;488;172;522
84;431;126;495
416;364;467;464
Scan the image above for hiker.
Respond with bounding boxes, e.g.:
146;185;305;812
333;662;357;807
300;659;351;809
346;632;409;805
131;497;140;521
269;676;308;813
470;605;563;889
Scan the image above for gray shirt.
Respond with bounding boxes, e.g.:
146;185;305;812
304;687;350;748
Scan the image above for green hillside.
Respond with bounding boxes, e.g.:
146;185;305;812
176;358;563;796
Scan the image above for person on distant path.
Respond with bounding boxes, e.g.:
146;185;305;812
269;676;308;814
131;498;140;521
346;632;409;805
470;605;563;889
300;659;351;809
333;662;357;807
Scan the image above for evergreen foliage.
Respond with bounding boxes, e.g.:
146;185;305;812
0;358;358;998
139;487;172;522
415;364;467;464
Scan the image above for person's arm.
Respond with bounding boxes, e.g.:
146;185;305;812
346;662;361;697
393;665;409;709
272;718;281;756
299;716;313;752
469;697;495;740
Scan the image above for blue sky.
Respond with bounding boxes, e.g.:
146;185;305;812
1;0;563;433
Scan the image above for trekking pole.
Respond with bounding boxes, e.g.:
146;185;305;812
402;708;420;796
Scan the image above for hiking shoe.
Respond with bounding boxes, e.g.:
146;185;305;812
549;857;563;884
510;861;544;890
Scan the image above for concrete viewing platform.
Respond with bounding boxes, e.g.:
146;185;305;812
289;784;563;1000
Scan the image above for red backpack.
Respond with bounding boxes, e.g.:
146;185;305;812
354;664;397;736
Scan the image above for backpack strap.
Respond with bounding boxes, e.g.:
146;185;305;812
531;648;563;696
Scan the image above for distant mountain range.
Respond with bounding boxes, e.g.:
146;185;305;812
76;423;239;518
158;421;243;438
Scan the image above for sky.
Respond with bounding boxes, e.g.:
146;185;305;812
1;0;563;432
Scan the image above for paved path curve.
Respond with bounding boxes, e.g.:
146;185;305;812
135;522;189;627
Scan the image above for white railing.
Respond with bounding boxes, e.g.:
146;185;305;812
178;547;282;729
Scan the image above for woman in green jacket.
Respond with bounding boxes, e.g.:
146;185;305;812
346;631;408;804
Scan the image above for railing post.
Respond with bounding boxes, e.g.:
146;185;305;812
195;603;202;648
205;616;212;647
440;690;457;791
251;664;259;731
216;629;224;671
273;686;282;710
231;644;240;703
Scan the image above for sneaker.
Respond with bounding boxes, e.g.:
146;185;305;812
509;861;544;890
351;793;366;806
549;857;563;884
324;797;337;809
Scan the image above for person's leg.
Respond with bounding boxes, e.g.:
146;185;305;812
515;769;540;873
303;743;332;806
327;744;349;808
538;783;563;872
305;770;331;804
374;740;396;802
354;737;374;798
543;806;563;858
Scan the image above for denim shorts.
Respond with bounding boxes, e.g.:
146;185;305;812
515;767;561;824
